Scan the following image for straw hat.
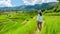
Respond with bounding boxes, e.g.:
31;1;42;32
38;10;42;13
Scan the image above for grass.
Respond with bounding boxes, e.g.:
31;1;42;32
0;12;37;34
44;13;60;16
1;11;60;34
40;16;60;34
5;19;37;34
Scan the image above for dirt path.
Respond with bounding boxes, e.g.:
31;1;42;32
22;16;45;34
22;20;29;25
22;16;37;25
33;21;45;34
33;16;45;34
33;16;40;34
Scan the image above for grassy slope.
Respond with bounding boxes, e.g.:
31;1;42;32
0;12;37;34
5;18;37;34
0;13;24;34
40;16;60;34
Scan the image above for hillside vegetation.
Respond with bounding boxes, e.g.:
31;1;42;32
0;11;37;34
40;1;60;34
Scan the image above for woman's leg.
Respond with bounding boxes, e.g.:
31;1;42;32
37;22;42;31
38;24;40;30
39;22;42;31
37;23;40;32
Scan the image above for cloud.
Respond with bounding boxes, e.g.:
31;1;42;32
0;0;12;7
23;0;36;5
23;0;58;5
43;0;58;3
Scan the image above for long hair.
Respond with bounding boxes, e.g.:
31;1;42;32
38;10;42;16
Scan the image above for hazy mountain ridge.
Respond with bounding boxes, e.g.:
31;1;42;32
0;2;57;11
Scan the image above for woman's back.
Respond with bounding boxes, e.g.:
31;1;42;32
37;14;42;22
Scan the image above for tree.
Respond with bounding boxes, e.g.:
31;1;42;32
58;0;60;3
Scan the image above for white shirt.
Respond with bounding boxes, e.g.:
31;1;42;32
37;14;42;22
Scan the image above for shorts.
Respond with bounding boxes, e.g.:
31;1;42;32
38;21;42;24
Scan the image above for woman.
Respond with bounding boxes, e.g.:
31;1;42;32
37;10;43;31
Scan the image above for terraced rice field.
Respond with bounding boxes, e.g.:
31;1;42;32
40;16;60;34
0;12;37;34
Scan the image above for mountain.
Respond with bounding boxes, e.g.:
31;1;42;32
0;2;57;11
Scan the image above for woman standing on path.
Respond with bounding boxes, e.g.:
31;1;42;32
37;10;43;32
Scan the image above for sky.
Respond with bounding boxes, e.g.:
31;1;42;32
0;0;58;7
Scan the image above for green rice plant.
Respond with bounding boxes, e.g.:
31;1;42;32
3;19;37;34
40;16;60;34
